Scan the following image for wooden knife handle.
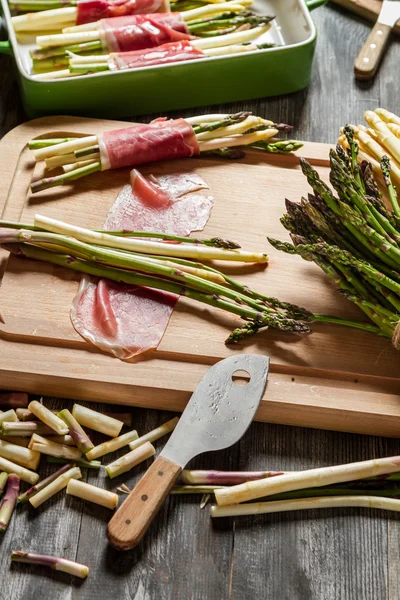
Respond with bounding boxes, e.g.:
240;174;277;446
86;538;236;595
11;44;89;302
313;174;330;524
354;22;392;80
107;455;182;550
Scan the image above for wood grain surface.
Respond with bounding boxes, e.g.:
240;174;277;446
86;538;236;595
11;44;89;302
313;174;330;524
1;3;400;600
1;120;400;436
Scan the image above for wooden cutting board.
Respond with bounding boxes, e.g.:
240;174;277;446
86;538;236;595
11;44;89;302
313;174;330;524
1;115;400;438
331;0;400;34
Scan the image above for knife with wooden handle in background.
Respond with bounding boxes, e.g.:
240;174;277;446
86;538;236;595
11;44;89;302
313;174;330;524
354;0;400;79
107;354;270;550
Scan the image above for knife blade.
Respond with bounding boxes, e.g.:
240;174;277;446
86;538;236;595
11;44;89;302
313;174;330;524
354;0;400;80
107;354;269;550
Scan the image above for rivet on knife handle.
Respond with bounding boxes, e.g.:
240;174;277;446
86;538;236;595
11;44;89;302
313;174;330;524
354;22;392;80
107;456;182;550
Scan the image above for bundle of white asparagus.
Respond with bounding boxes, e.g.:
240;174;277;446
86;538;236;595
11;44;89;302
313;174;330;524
338;108;400;188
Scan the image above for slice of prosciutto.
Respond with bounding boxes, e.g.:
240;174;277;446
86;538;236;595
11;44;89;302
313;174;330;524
98;118;200;170
76;0;169;25
99;14;192;52
71;171;213;359
108;39;204;70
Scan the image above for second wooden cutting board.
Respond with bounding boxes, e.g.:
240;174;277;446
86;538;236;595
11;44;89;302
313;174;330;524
331;0;400;34
0;116;399;438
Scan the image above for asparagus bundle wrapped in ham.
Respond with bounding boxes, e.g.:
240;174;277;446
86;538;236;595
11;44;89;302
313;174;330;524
11;0;171;31
29;2;271;72
28;112;301;193
66;38;272;75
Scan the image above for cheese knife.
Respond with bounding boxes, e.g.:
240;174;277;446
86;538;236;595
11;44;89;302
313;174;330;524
107;353;270;550
354;0;400;79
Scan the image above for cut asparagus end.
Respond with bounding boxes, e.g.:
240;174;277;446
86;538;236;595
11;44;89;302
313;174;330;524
11;551;89;578
0;410;18;425
29;466;82;508
0;457;39;485
85;429;138;461
28;400;69;435
66;479;118;509
57;409;94;453
71;404;124;437
0;439;41;470
128;417;179;451
18;463;73;503
105;442;156;479
0;475;20;532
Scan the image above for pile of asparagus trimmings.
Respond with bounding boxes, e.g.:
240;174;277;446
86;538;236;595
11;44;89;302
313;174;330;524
0;392;180;578
29;112;302;192
268;108;400;345
4;393;400;579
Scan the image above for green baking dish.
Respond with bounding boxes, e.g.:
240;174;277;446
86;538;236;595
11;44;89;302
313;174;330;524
0;0;326;118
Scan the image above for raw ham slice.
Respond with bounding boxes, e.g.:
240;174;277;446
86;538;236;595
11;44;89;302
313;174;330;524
99;14;192;52
76;0;169;26
108;40;204;70
71;171;213;359
99;118;200;170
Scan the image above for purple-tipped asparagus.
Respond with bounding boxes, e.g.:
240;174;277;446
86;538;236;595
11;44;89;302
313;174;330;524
0;474;20;532
10;551;89;578
0;392;29;409
18;463;73;504
0;472;8;495
180;470;286;485
57;409;94;454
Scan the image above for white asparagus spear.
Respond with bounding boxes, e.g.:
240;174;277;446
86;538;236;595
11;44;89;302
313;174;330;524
128;417;179;451
375;107;400;126
12;7;77;31
198;128;278;152
86;429;139;461
29;466;81;508
210;496;400;518
105;441;155;479
0;440;40;470
215;455;400;506
34;214;268;263
46;151;99;170
72;404;123;437
67;479;118;509
28;400;69;435
364;110;400;163
0;456;39;485
33;69;77;80
32;135;97;160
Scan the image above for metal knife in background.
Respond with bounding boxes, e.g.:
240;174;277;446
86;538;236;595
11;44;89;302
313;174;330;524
107;354;270;550
354;0;400;79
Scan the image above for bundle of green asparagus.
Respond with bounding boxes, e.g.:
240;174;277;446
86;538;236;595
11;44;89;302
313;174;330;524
269;125;400;345
28;112;302;192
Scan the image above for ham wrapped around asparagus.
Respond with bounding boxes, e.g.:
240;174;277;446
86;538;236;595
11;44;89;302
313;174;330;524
76;0;169;25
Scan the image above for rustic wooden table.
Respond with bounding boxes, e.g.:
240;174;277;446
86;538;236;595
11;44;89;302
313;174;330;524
1;3;400;599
